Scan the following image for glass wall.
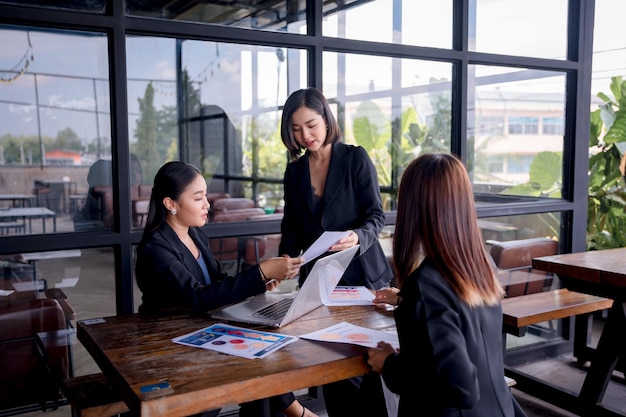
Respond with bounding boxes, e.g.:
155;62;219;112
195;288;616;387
0;0;607;314
0;26;111;233
470;0;569;59
469;66;566;197
3;1;624;413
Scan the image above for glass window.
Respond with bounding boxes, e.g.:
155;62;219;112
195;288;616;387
480;212;561;247
542;117;564;135
477;116;505;136
487;155;504;174
469;65;566;195
126;37;306;212
0;26;111;234
126;0;307;33
0;0;105;13
507;155;535;174
5;247;117;377
323;0;452;48
323;51;452;205
481;212;564;351
592;0;626;99
508;117;539;135
470;0;568;59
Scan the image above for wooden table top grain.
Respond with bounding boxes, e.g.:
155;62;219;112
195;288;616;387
533;248;626;416
533;247;626;298
77;305;396;417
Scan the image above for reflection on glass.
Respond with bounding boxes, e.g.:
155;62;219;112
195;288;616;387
469;65;566;199
324;51;452;193
126;37;305;212
322;0;452;48
0;0;105;12
591;0;626;100
8;248;116;375
126;0;307;33
481;212;563;350
479;212;561;244
470;0;568;59
0;26;111;234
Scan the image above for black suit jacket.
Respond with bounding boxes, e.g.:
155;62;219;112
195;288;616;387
136;222;266;316
279;142;393;289
382;259;527;417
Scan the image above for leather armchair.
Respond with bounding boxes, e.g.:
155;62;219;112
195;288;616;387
0;298;70;415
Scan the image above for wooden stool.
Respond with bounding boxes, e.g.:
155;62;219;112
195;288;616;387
62;373;128;417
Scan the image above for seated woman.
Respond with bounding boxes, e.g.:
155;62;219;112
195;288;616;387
135;161;316;417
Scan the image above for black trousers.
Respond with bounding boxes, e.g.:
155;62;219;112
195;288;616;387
322;373;389;417
191;392;296;417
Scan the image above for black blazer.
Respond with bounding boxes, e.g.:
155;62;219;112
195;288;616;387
279;142;393;289
381;259;527;417
136;222;266;316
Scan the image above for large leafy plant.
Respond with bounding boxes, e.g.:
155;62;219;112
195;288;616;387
587;76;626;249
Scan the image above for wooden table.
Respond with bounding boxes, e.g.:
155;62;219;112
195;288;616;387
533;248;626;417
77;305;395;417
0;207;57;233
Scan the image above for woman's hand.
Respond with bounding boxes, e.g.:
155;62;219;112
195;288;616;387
373;287;401;310
366;341;397;373
328;231;359;252
260;256;303;281
264;279;279;291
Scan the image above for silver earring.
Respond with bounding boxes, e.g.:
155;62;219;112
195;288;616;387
170;209;177;215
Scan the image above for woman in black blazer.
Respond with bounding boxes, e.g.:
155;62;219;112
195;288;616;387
367;153;528;417
279;88;395;417
279;87;393;290
136;161;317;417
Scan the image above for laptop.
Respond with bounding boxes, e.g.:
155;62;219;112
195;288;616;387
210;245;359;328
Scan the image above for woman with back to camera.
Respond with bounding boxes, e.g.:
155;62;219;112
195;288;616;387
279;87;395;417
135;161;317;417
367;153;528;417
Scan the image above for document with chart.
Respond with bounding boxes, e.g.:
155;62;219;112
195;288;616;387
172;323;297;359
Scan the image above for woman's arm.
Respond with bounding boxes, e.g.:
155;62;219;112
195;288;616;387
136;232;266;315
345;146;386;254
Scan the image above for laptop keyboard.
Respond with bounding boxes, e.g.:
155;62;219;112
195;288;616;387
251;298;294;320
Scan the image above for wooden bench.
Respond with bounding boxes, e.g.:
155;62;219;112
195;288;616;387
501;288;613;337
62;373;128;417
501;289;613;413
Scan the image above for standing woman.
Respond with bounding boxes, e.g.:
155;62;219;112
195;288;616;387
279;88;394;417
136;161;317;417
279;87;393;290
367;153;527;417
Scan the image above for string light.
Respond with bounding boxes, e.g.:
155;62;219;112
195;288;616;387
1;31;34;84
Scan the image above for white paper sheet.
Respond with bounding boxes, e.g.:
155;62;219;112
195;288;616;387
322;286;375;306
301;231;351;265
299;321;399;349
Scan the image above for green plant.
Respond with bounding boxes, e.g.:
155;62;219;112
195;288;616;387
500;151;562;239
587;76;626;250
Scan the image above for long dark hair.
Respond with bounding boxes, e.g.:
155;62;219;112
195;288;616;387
280;87;342;161
393;153;503;306
139;161;202;244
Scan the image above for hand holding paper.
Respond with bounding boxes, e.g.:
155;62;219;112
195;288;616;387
301;231;352;265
